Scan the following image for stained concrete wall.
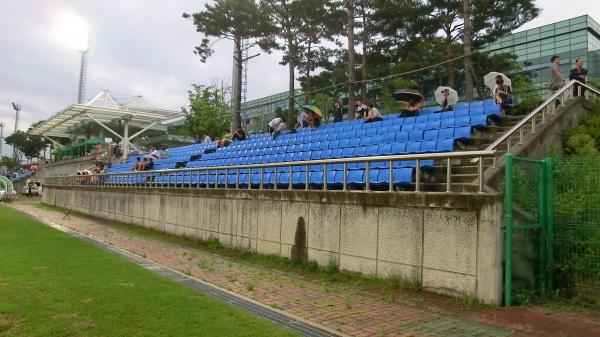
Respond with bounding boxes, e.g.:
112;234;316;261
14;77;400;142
43;186;503;304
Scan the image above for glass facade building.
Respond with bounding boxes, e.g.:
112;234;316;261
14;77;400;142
241;90;302;133
480;15;600;97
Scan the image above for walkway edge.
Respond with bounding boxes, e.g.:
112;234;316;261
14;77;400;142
6;204;349;337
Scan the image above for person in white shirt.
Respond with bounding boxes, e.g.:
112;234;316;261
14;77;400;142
202;135;212;143
364;103;383;123
268;117;288;139
145;147;161;160
296;110;308;129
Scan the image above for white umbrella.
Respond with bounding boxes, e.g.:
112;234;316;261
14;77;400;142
484;72;512;91
434;86;458;107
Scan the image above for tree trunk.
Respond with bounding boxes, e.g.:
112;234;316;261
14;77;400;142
463;0;474;101
361;0;368;102
304;42;312;104
347;0;356;119
231;35;243;133
445;35;456;89
287;34;296;122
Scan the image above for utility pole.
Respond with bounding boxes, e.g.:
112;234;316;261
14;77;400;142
463;0;474;101
347;0;356;119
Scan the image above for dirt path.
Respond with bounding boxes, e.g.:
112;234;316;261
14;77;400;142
10;199;600;337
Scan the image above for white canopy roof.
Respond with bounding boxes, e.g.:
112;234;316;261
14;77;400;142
29;91;183;138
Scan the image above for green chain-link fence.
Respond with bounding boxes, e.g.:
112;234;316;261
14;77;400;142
504;156;552;306
553;157;600;299
505;155;600;306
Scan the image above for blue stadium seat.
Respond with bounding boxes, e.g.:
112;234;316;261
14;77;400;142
436;139;454;152
423;129;439;141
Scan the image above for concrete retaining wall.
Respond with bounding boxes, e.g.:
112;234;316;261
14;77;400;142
43;186;503;304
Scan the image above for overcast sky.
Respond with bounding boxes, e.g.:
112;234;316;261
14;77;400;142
0;0;599;156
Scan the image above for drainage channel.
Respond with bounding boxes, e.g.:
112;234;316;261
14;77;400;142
14;207;342;337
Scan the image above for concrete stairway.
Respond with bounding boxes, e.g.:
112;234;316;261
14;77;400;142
417;114;529;193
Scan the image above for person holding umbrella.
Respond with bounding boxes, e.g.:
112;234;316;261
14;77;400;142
435;87;458;112
393;89;424;117
302;105;323;129
484;72;513;116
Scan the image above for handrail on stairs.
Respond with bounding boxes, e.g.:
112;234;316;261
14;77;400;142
474;79;600;166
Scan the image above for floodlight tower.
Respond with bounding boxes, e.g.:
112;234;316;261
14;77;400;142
11;102;21;132
0;122;4;158
77;39;90;104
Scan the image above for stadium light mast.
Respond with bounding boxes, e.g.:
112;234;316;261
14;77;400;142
0;122;4;158
11;102;21;132
77;44;90;104
52;11;91;104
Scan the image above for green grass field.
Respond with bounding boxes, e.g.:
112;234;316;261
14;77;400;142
0;204;297;337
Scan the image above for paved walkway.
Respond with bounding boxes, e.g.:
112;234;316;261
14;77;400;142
10;199;600;337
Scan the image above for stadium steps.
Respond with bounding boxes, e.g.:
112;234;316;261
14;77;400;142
419;113;530;192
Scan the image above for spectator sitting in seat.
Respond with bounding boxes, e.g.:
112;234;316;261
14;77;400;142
296;109;308;129
217;132;232;148
133;157;143;171
143;158;155;171
355;99;368;119
494;75;513;116
145;146;160;160
268;117;288;139
400;97;422;117
439;89;454;112
202;134;212;143
306;111;321;129
160;149;169;159
364;103;383;123
233;127;247;141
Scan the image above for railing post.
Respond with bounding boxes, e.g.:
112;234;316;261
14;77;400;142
288;165;292;190
446;158;452;193
365;161;370;191
415;159;421;192
342;162;347;191
323;165;328;191
388;160;393;191
478;156;484;193
214;169;218;189
236;168;240;189
259;167;264;190
274;167;278;190
305;164;309;191
225;170;229;189
531;116;536;134
248;169;252;190
504;154;514;306
519;127;524;144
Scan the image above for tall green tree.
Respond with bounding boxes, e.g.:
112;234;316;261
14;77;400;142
183;84;232;140
259;0;305;121
5;130;49;162
346;0;356;118
295;0;344;103
184;0;271;133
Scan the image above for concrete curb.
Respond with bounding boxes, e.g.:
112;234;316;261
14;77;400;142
5;204;350;337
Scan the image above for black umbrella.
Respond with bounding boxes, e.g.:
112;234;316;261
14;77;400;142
392;89;424;103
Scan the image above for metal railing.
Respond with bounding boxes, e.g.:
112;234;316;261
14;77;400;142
44;150;496;193
482;80;600;167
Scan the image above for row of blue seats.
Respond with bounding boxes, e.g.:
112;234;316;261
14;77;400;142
211;128;468;156
189;141;450;167
106;167;414;187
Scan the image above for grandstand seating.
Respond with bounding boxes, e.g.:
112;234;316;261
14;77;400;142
105;99;501;189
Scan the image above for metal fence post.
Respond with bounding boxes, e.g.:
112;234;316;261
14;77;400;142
504;154;514;306
544;158;555;294
538;159;547;296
